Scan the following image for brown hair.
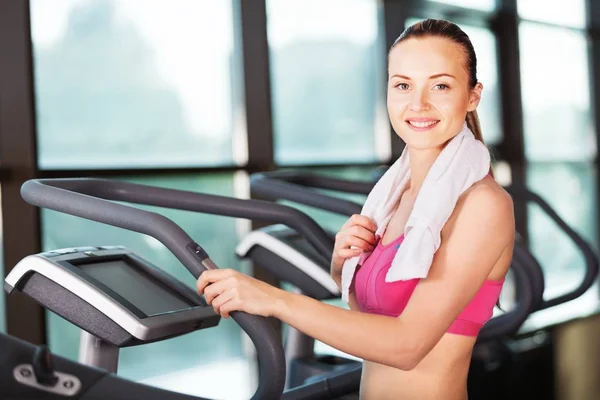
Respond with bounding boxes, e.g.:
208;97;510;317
391;19;493;177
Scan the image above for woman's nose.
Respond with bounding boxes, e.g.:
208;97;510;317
409;90;430;112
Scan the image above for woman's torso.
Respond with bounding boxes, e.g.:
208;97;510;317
355;176;513;400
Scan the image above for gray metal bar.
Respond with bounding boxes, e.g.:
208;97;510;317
22;178;334;266
253;171;374;195
78;331;119;373
251;174;365;217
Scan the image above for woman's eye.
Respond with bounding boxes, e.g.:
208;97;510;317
396;83;409;90
434;84;449;90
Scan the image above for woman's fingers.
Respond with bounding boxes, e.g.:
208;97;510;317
341;214;377;232
337;248;365;259
339;233;375;251
196;269;237;295
218;297;242;319
202;277;235;305
348;225;377;245
211;288;236;317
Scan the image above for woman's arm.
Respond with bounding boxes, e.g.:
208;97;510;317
198;185;514;370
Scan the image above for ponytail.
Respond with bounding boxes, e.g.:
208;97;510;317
466;110;482;142
466;110;494;178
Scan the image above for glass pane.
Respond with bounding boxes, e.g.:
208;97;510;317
519;23;595;161
268;0;387;164
31;0;243;169
526;163;598;303
404;18;502;145
43;173;255;399
518;0;586;28
426;0;496;12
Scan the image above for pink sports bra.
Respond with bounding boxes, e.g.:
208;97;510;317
352;233;504;337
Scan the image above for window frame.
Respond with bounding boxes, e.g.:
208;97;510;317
1;0;599;348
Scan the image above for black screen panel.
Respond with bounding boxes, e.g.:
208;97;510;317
79;259;194;316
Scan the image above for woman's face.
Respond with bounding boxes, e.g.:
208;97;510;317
387;36;482;150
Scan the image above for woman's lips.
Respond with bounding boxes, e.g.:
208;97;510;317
406;119;440;131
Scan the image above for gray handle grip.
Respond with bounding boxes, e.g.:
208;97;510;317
251;171;368;216
24;178;334;261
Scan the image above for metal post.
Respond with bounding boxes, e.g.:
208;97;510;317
78;331;119;374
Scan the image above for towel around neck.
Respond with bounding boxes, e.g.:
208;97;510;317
340;122;491;303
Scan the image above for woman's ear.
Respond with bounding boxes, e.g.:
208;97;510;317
467;82;483;112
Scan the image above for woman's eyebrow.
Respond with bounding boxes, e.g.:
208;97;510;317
390;73;456;80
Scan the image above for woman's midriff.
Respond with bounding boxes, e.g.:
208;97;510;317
359;333;475;400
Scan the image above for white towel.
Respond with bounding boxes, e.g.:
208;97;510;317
340;122;491;303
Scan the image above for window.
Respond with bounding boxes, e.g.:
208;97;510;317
526;163;598;299
30;0;244;169
42;173;256;399
519;23;594;161
405;18;502;145
426;0;496;12
267;0;388;165
523;163;599;331
517;2;598;329
518;0;586;28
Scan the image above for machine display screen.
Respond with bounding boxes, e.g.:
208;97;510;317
77;258;195;316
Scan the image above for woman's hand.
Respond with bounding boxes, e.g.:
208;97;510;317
330;214;378;284
196;269;285;318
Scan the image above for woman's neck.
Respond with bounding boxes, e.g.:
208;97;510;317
406;146;443;196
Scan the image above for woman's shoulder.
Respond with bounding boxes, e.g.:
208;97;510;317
445;175;515;238
466;175;513;211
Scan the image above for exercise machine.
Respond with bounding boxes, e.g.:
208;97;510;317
1;178;374;399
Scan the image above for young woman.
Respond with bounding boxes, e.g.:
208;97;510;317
197;19;515;400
